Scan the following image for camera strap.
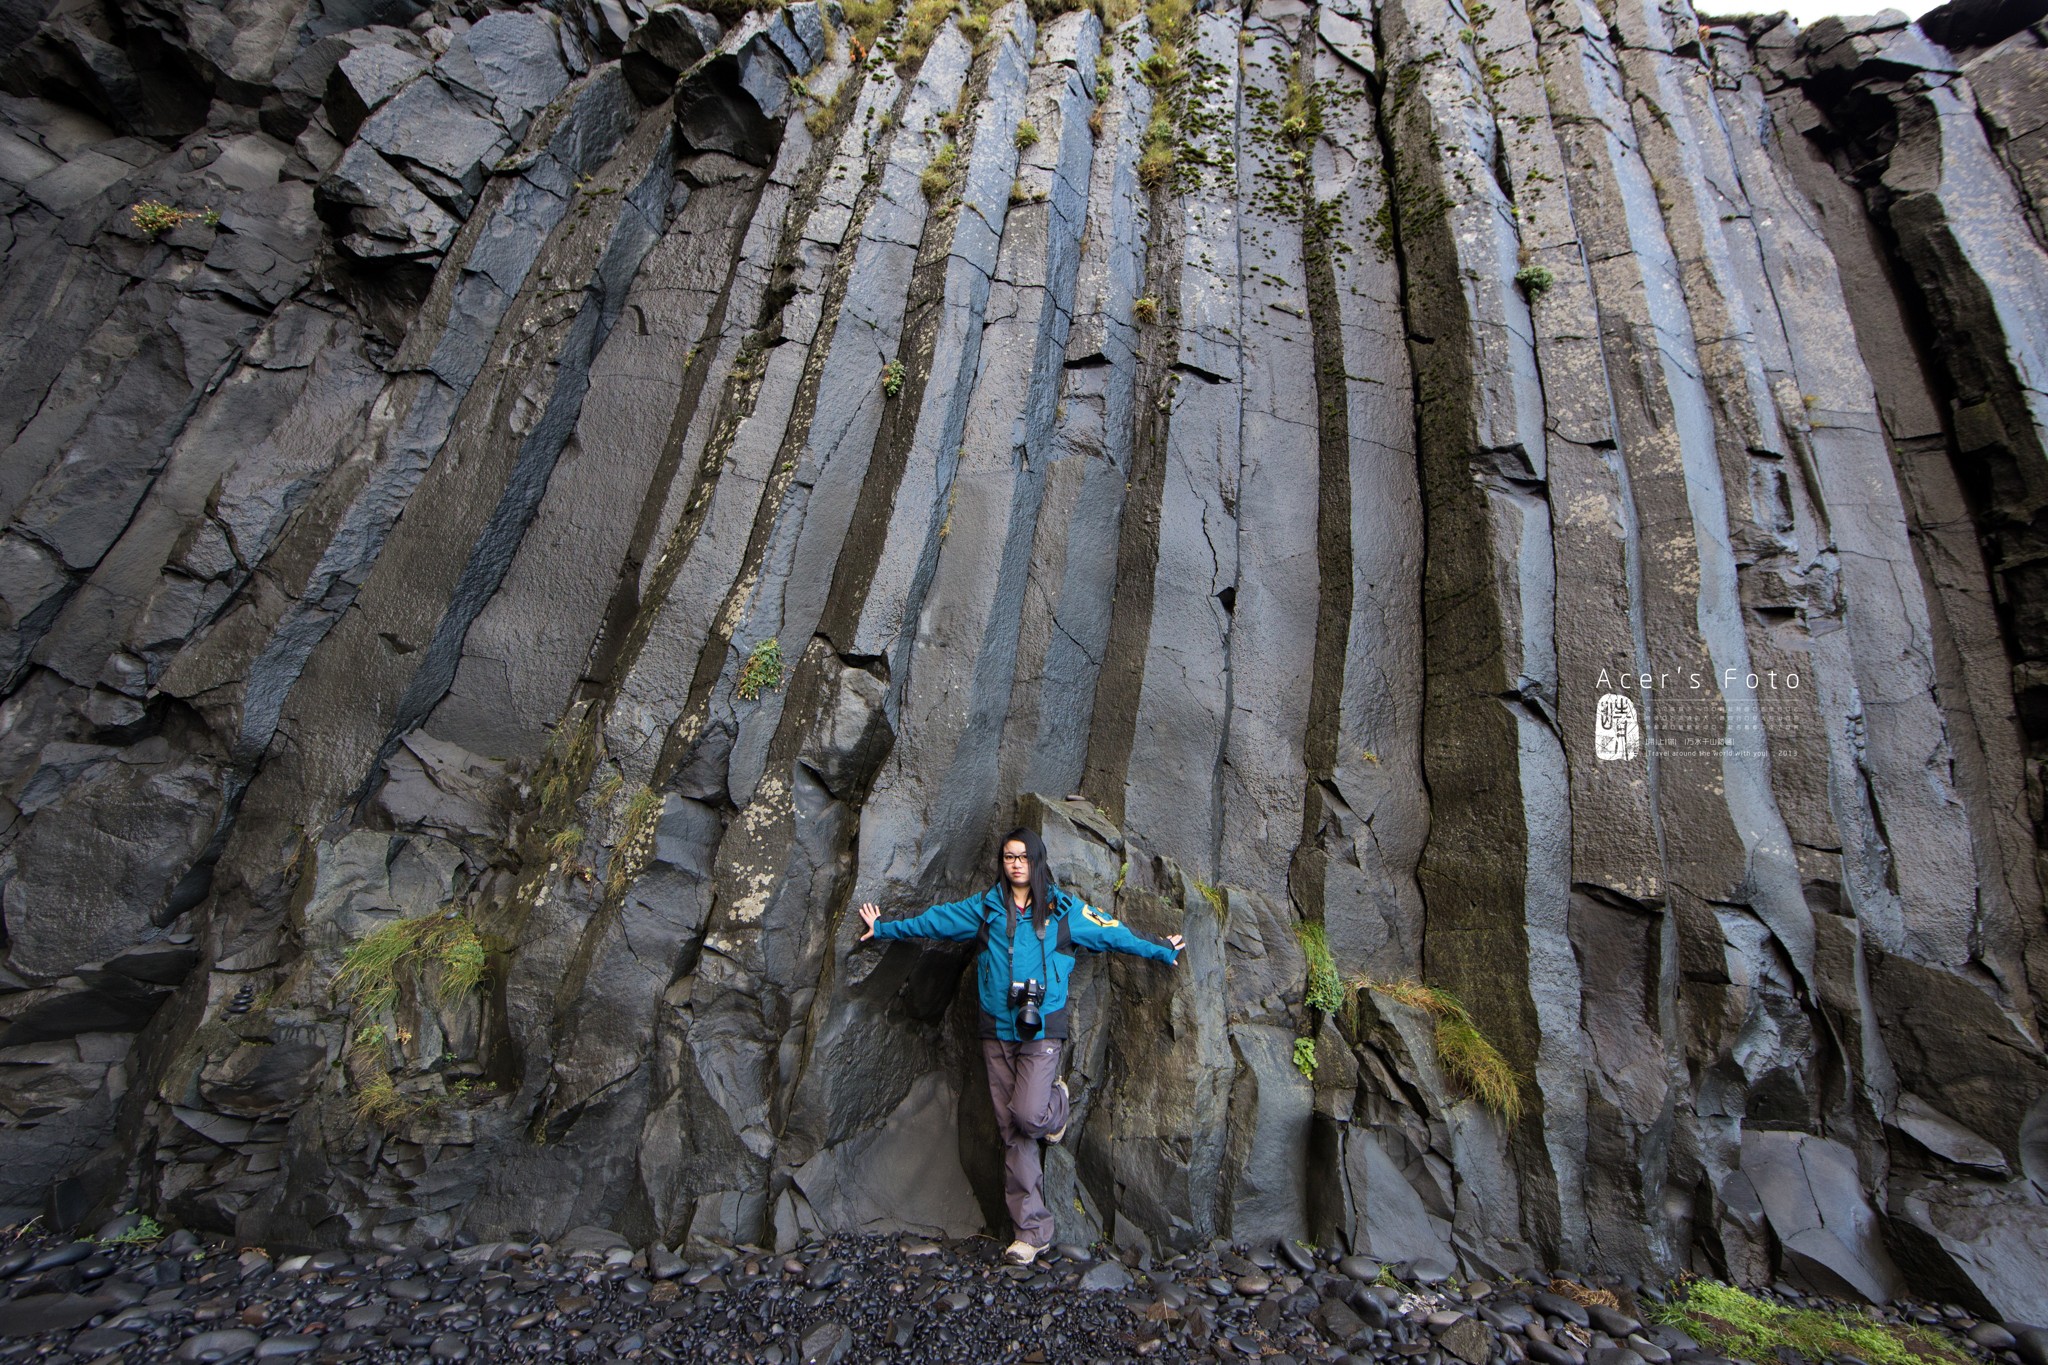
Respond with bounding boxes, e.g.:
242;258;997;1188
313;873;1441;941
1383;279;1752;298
1002;895;1049;984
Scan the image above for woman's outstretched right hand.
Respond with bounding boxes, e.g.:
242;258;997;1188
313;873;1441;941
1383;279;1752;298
857;902;882;941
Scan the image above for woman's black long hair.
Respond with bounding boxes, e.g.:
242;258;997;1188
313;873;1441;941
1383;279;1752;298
999;827;1052;936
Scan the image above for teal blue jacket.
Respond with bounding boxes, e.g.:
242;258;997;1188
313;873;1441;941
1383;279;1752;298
873;884;1177;1040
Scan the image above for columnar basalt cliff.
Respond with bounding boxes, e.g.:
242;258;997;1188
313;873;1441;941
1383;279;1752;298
2;0;2046;1319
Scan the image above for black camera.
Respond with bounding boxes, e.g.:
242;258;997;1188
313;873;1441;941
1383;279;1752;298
1008;979;1045;1037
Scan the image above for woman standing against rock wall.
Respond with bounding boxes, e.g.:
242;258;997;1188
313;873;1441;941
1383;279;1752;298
857;828;1183;1265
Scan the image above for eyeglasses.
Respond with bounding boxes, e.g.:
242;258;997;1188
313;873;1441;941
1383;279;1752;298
1001;853;1031;862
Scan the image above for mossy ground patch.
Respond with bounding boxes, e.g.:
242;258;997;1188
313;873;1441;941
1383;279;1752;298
1652;1280;1971;1365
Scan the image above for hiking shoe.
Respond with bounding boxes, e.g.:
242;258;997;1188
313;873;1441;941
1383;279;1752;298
1003;1240;1042;1266
1046;1078;1070;1144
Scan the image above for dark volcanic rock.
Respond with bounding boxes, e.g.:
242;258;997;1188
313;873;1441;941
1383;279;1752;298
0;0;2044;1315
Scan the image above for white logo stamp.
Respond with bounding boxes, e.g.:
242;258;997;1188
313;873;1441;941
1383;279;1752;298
1596;693;1639;762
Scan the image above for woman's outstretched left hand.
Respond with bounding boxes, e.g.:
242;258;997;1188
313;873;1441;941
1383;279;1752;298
1166;933;1185;961
858;903;882;941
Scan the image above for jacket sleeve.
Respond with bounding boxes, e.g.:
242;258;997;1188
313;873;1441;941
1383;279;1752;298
1061;890;1177;962
871;893;985;943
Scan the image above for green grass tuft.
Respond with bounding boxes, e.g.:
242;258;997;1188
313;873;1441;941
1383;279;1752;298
1367;979;1524;1122
336;921;413;1015
899;0;957;63
1652;1280;1970;1365
337;912;491;1016
1014;119;1039;150
1296;922;1344;1015
920;141;958;201
840;0;893;56
351;1073;418;1127
1515;263;1556;297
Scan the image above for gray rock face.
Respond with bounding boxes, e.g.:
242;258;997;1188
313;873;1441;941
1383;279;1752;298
1;0;2047;1307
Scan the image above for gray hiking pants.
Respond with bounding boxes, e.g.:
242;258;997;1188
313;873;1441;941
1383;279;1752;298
981;1037;1069;1248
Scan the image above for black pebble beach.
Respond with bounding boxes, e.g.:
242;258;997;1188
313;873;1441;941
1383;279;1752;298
0;1226;2032;1365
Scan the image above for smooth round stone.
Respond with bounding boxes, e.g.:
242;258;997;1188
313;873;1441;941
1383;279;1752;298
1340;1257;1382;1283
1528;1341;1580;1365
1588;1306;1642;1337
77;1254;116;1281
1969;1325;2017;1353
254;1337;319;1359
2013;1327;2048;1365
0;1249;30;1278
177;1328;262;1362
1585;1349;1645;1365
1626;1333;1671;1364
800;1321;853;1365
1534;1292;1593;1328
72;1328;140;1353
1078;1262;1134;1293
429;1334;469;1360
1278;1240;1317;1274
1235;1274;1272;1296
28;1241;95;1273
1407;1259;1453;1286
804;1260;844;1289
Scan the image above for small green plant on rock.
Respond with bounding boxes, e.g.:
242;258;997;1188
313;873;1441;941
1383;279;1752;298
96;1214;165;1247
1292;1036;1317;1078
1514;263;1555;298
1652;1279;1969;1365
1366;978;1523;1122
881;358;907;398
1014;119;1039;149
1137;115;1177;189
1296;922;1344;1014
1131;295;1160;325
130;201;215;237
349;1023;390;1066
607;785;664;899
736;637;786;700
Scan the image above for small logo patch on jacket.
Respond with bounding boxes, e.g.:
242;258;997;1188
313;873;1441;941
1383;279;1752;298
1081;905;1120;929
